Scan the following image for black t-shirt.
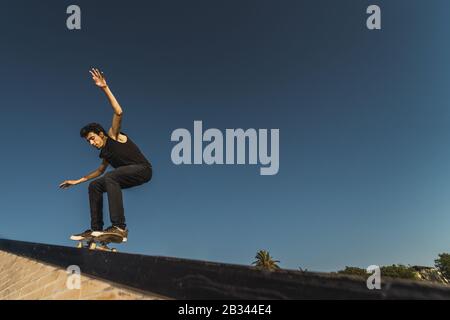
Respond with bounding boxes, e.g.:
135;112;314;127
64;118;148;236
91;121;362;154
99;132;151;169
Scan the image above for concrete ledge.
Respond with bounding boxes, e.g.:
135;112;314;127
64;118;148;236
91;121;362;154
1;239;450;299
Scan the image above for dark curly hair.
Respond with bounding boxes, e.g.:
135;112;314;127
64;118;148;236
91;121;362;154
80;123;107;138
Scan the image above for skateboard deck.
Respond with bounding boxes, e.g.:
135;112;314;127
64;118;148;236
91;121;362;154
73;234;124;252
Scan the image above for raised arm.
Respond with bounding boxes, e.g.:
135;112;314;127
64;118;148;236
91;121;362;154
90;68;123;139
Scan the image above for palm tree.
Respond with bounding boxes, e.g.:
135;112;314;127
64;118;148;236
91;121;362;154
252;250;280;271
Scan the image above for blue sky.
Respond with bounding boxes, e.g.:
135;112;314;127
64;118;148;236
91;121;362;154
1;0;450;272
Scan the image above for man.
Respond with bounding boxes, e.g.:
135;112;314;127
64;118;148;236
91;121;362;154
59;68;152;242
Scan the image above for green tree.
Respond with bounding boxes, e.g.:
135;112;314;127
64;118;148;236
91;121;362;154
381;265;418;280
252;250;280;271
338;267;367;277
435;253;450;279
338;265;418;280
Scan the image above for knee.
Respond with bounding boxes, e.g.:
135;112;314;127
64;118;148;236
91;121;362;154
144;168;152;183
88;180;102;193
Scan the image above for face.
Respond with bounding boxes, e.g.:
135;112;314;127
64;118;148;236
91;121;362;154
85;132;106;149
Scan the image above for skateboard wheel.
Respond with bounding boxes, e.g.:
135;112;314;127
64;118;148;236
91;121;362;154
89;242;97;250
111;248;117;253
76;242;83;249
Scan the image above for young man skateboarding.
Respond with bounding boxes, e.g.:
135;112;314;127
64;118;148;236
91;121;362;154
59;68;152;242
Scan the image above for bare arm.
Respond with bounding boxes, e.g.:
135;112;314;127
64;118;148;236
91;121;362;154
90;68;123;139
78;169;103;184
79;159;109;183
59;160;109;189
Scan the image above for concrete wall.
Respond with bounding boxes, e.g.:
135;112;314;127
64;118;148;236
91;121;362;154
0;251;165;300
2;239;450;299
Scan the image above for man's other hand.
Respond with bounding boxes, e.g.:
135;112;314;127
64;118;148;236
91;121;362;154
89;68;107;88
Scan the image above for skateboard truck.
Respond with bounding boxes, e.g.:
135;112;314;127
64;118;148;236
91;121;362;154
74;234;123;253
88;241;118;252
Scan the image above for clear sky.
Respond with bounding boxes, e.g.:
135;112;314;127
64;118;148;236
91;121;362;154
1;0;450;272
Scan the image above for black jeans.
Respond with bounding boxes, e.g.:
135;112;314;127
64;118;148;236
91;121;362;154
88;164;152;231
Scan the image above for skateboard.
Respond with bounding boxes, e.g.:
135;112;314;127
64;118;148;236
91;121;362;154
74;234;124;252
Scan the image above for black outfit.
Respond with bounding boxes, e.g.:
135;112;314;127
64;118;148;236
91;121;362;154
89;132;152;231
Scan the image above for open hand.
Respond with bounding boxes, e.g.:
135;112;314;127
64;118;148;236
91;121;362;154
59;180;79;189
89;68;107;88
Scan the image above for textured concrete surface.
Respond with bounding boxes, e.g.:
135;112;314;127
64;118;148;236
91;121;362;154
0;251;166;300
